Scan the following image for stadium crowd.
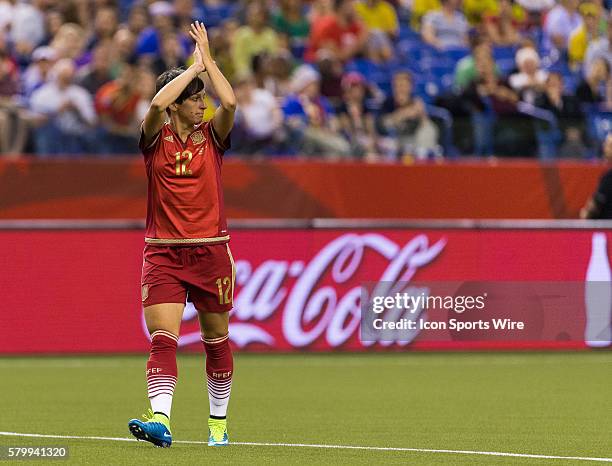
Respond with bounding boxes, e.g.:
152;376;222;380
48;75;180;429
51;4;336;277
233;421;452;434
0;0;611;159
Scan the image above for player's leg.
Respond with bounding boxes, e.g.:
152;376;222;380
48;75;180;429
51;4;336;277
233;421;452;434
144;303;183;419
198;311;233;446
188;243;235;446
129;302;184;447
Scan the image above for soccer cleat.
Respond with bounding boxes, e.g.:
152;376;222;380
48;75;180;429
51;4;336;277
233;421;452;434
208;418;228;446
128;409;172;448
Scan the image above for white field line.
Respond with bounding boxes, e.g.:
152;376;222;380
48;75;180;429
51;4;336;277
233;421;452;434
0;431;611;463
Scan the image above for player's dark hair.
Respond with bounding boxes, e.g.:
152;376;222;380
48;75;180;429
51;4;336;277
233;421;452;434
155;67;205;105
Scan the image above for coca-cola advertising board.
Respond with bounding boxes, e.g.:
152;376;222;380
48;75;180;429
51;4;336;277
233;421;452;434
0;227;610;353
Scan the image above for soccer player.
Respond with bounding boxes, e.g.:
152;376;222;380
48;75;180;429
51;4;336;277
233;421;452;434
127;21;237;448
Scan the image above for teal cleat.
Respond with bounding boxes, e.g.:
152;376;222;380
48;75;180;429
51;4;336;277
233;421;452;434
128;409;172;448
208;418;228;446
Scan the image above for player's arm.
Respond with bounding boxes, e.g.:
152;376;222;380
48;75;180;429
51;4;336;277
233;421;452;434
190;21;236;143
142;49;206;146
580;196;600;219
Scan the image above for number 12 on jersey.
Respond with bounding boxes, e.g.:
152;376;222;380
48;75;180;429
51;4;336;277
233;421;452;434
175;150;193;176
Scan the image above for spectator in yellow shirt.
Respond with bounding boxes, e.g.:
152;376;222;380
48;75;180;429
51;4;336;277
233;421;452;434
463;0;498;25
355;0;399;38
231;2;280;78
569;2;604;68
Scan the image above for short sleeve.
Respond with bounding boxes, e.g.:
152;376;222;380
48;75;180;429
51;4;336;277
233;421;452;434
208;122;231;153
139;123;162;159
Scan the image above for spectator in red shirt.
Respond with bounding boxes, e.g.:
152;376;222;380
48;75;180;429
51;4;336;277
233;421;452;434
305;0;368;62
95;61;142;154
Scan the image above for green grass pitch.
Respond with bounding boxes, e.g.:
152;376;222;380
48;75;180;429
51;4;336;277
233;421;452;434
1;352;612;465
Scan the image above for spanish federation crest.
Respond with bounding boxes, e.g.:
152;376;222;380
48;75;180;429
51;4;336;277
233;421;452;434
190;130;206;145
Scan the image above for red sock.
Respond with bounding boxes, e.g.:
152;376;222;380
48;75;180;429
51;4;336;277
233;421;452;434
147;330;178;417
202;334;233;418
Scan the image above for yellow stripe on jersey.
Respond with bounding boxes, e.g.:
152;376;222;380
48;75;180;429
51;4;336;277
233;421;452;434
145;235;230;245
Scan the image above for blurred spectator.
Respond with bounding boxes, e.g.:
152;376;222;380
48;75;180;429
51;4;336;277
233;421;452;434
0;29;25;155
483;0;525;46
29;59;97;155
576;57;611;105
421;0;469;50
135;69;157;124
136;2;190;58
463;0;497;26
126;5;149;36
354;0;399;39
534;72;584;158
23;46;57;98
151;32;186;76
569;2;603;68
463;59;519;155
581;133;612;218
94;61;141;154
272;0;311;53
0;0;46;57
378;71;440;159
112;28;136;71
509;46;547;104
259;51;294;98
305;0;368;63
87;6;118;51
454;36;497;91
558;126;589;157
281;64;351;157
543;0;582;53
76;43;112;95
45;9;66;44
514;0;553;12
309;0;335;23
410;0;441;31
50;23;88;65
208;25;236;84
174;0;203;30
231;1;280;79
317;51;345;107
337;72;379;159
584;12;612;77
233;76;284;154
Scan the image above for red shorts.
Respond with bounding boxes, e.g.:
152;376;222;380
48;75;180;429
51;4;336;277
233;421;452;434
141;242;235;313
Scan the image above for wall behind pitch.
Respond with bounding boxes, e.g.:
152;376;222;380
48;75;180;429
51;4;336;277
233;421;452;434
0;159;604;219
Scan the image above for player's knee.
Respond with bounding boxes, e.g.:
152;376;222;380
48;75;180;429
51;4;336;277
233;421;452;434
149;329;179;354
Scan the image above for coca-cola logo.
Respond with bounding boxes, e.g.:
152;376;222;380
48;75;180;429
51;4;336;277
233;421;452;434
141;233;446;348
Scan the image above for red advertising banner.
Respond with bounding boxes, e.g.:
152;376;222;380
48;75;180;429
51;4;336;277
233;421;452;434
0;227;608;353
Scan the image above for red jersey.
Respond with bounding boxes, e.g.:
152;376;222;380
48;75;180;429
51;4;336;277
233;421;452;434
139;121;230;245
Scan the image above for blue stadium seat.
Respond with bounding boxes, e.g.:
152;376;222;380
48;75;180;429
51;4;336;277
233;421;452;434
398;24;420;41
492;46;517;61
445;47;470;63
496;58;516;75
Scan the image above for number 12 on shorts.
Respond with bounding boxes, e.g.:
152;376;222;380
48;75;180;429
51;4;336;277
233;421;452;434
216;276;232;305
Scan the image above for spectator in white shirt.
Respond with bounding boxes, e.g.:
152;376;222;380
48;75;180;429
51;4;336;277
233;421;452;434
30;59;97;155
0;0;46;56
421;0;469;50
509;46;548;104
233;76;284;154
543;0;582;52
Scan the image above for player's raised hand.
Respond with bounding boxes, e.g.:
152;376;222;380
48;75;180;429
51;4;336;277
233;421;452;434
189;21;211;61
192;42;205;72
